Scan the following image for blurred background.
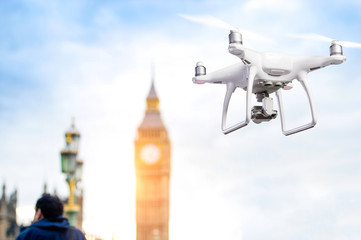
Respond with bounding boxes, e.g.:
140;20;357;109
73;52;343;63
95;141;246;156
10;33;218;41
1;0;361;239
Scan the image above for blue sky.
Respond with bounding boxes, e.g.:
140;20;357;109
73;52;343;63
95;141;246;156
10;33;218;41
1;0;361;239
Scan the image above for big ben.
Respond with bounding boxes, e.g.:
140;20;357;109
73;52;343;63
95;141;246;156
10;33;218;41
134;80;171;240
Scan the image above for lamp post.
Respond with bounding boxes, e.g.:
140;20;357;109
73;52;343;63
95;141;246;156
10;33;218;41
60;120;83;226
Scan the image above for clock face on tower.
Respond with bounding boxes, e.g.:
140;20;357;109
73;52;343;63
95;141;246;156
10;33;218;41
140;144;161;164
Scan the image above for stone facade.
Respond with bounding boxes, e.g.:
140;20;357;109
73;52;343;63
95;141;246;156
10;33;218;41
0;184;18;240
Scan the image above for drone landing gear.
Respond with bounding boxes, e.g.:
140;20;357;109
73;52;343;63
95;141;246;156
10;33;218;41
251;93;277;124
276;72;317;136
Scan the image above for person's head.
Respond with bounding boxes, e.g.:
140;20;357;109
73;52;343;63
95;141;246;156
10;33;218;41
35;194;64;220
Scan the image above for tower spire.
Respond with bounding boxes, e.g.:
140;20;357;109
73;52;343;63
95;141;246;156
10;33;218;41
146;69;160;113
151;62;155;84
148;63;158;100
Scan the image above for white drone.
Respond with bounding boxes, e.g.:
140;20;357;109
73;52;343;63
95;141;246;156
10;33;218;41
192;29;347;136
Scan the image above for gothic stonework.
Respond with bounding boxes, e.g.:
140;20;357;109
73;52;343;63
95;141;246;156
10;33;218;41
0;184;18;240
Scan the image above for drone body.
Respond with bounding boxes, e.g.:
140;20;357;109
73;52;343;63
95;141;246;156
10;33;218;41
193;30;346;136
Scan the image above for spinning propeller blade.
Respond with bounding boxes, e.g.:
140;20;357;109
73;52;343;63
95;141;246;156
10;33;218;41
178;14;237;31
179;14;274;44
289;33;361;48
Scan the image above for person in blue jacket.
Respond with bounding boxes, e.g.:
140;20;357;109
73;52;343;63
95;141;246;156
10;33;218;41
16;194;86;240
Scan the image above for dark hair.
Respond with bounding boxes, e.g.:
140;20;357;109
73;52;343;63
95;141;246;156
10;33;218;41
35;194;64;218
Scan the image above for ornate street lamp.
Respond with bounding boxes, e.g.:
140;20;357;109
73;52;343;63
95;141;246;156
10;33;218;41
61;150;76;174
60;120;82;226
75;160;83;182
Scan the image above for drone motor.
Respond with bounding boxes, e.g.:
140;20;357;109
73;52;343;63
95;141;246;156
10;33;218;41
195;62;206;76
229;30;242;44
330;41;343;56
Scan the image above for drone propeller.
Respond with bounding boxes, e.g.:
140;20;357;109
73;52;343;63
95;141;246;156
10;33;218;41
178;14;237;31
179;14;274;44
289;33;361;48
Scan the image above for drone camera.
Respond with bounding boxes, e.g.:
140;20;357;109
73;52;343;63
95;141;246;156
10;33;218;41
330;41;343;56
252;93;277;124
195;62;206;76
251;106;277;124
229;30;243;44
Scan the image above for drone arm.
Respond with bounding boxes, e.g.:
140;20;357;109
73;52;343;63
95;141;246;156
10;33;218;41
276;71;317;136
228;43;245;58
222;66;256;134
193;63;247;85
228;43;260;64
296;55;346;73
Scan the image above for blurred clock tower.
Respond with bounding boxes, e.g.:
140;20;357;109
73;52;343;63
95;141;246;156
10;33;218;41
134;80;171;240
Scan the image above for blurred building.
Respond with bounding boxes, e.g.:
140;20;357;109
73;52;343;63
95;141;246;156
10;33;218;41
74;189;84;230
134;81;171;240
0;184;18;240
